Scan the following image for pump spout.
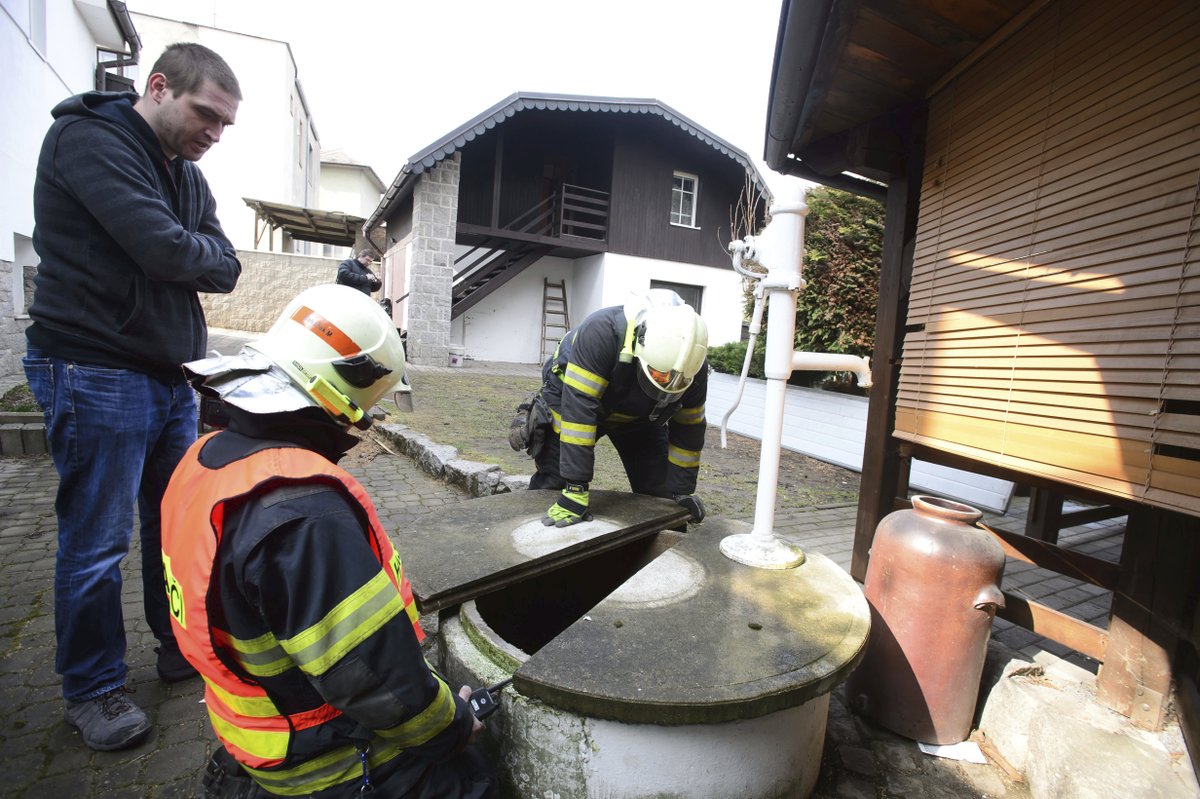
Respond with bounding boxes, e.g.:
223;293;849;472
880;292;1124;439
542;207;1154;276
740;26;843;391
791;352;872;389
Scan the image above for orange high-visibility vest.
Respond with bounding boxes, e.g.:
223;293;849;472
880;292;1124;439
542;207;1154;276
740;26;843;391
161;433;423;771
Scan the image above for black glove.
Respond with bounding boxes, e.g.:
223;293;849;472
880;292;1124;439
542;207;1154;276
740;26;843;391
673;494;705;523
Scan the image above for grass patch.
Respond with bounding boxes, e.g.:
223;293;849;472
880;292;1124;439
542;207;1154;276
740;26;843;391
386;372;633;489
376;369;860;519
0;384;38;413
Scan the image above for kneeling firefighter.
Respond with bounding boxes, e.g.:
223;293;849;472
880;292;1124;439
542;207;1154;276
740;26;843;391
161;285;497;798
516;290;709;528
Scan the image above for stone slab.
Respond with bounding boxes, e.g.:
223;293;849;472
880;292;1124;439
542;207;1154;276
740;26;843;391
400;489;689;612
979;658;1200;799
515;517;871;725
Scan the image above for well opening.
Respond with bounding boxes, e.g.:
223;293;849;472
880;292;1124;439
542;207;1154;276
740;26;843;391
474;529;684;654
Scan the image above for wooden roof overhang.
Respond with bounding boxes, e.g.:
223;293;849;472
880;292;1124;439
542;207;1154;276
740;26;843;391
243;197;366;248
767;1;1200;748
764;0;1043;199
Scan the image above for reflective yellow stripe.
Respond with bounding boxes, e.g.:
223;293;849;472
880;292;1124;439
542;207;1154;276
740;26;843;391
560;420;597;447
673;404;706;425
377;678;457;747
562;362;607;398
605;412;638;424
668;444;701;469
204;677;278;718
244;739;407;796
281;571;406;676
216;628;292;678
210;707;290;762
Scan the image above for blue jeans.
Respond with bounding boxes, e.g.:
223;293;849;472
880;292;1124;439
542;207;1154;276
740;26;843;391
24;347;197;702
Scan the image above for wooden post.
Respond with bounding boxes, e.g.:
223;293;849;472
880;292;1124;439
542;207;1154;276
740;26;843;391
1096;506;1200;729
491;128;504;230
1024;487;1063;543
851;108;926;582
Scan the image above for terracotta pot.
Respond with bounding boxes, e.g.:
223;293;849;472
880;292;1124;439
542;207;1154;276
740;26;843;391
846;495;1005;744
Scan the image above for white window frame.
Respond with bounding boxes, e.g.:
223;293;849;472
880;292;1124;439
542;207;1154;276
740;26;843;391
671;171;700;229
12;234;37;319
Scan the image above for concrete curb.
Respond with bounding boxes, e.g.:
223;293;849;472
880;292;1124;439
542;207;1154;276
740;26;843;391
375;423;532;498
0;412;47;457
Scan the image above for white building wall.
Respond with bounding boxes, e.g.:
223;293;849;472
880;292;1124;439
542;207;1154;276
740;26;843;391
130;13;318;251
1;0;129;382
449;251;748;365
451;255;574;363
319;164;383;219
1;0;115;265
571;254;606;327
596;253;746;347
317;164;383;260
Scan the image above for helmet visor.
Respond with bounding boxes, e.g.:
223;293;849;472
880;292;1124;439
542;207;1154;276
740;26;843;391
644;365;692;393
637;363;692;401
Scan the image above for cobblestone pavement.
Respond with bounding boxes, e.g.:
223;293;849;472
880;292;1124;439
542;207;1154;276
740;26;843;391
0;346;1131;797
0;448;469;798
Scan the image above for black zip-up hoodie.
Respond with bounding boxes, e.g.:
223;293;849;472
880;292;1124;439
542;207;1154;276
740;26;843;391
27;91;241;381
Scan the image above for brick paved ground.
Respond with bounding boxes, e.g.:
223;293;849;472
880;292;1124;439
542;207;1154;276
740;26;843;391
0;348;1131;797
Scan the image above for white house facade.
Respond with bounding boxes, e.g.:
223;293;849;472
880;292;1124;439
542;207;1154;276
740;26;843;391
130;12;320;252
0;0;139;381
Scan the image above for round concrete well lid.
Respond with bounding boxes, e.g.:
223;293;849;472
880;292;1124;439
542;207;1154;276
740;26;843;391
513;518;870;725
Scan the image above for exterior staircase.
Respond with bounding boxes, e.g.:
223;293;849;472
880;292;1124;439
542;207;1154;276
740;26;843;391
450;184;607;319
451;240;553;317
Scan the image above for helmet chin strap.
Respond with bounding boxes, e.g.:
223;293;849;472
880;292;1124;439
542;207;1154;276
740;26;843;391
304;374;369;429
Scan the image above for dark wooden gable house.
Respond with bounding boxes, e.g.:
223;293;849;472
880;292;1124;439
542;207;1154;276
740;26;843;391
364;93;769;366
766;0;1199;771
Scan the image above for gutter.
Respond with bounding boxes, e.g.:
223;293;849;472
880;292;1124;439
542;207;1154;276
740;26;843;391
763;0;836;172
96;0;140;83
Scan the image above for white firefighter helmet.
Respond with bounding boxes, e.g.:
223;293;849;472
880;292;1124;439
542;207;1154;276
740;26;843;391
632;303;708;399
184;284;411;429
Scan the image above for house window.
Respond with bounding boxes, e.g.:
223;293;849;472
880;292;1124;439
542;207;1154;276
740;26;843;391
671;171;699;228
651;280;702;314
13;234;37;318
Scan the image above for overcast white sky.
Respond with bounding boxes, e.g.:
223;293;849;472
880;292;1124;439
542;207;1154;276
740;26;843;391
130;0;806;197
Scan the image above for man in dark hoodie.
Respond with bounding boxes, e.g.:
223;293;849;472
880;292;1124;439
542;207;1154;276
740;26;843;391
23;42;242;751
336;249;382;294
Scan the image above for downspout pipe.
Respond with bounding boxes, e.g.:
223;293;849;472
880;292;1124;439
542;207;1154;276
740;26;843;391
95;0;140;90
719;185;870;570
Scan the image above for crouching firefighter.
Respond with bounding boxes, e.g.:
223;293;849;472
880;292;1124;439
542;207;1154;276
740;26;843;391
161;285;497;798
524;290;710;527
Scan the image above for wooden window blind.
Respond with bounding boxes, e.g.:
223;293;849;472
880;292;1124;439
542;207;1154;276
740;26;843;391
895;0;1200;516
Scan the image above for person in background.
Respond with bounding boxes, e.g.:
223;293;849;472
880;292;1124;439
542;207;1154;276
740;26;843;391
23;41;243;751
163;284;497;798
337;248;382;294
527;290;709;528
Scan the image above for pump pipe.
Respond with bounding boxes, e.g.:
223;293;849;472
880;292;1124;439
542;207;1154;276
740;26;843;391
719;288;766;448
718;188;871;569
